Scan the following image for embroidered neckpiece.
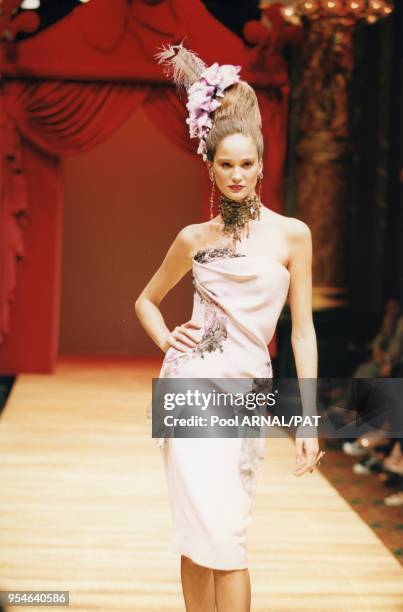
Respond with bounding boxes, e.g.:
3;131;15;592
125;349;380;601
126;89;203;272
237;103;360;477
218;193;262;245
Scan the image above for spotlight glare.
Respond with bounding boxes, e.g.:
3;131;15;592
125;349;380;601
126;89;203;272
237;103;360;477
20;0;40;8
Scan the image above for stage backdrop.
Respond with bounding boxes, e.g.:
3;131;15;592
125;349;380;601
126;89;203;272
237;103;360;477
0;0;302;372
60;106;203;357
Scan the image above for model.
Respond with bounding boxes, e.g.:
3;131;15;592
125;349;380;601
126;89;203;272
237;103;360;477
135;43;324;612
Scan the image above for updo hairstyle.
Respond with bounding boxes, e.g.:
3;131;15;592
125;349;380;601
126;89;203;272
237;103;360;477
204;80;264;162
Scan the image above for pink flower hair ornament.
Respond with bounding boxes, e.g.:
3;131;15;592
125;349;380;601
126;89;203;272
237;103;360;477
155;43;241;162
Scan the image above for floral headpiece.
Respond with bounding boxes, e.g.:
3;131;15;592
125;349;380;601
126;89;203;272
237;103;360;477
185;63;241;161
155;43;241;162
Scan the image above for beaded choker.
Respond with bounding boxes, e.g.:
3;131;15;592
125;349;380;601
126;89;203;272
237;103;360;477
218;193;262;244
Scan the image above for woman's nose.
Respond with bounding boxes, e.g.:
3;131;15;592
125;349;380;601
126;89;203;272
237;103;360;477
231;167;242;180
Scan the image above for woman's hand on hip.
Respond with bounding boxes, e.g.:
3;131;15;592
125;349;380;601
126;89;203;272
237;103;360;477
160;320;202;353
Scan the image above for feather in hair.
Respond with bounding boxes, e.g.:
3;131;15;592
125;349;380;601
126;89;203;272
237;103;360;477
154;40;207;93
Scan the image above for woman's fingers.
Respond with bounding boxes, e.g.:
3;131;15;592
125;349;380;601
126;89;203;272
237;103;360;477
308;454;318;473
168;337;189;353
178;325;201;344
176;323;202;344
295;461;315;476
294;438;304;470
174;330;198;348
183;320;202;329
167;321;203;352
294;450;326;476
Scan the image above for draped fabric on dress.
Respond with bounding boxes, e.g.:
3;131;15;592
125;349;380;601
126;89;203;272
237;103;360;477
152;246;290;569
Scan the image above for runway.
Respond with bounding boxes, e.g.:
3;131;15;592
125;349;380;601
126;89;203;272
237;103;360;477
0;357;402;611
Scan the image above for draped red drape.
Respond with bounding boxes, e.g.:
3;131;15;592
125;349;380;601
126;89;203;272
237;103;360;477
0;81;150;358
0;139;62;373
0;76;288;371
143;86;196;157
4;81;149;155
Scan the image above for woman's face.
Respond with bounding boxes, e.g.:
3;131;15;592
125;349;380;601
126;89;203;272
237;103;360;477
209;133;262;202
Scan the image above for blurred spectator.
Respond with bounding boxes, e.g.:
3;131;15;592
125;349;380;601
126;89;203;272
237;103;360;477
334;299;403;505
355;299;403;378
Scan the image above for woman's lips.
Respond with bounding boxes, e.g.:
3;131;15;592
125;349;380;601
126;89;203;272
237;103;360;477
229;185;244;192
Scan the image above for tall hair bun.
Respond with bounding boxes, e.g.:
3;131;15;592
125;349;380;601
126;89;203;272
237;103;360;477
211;81;262;128
154;41;207;93
155;41;263;162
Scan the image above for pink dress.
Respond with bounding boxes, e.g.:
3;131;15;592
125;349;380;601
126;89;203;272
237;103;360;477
153;245;290;570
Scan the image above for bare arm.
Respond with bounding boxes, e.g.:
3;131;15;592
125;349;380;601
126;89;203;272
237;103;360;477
287;219;321;476
134;226;201;353
288;220;317;378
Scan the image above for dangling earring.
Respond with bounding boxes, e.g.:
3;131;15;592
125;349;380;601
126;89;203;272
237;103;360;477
257;170;263;199
209;171;215;219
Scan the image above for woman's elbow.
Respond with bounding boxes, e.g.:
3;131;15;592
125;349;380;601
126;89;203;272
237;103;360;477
134;295;145;316
291;324;316;343
135;294;158;315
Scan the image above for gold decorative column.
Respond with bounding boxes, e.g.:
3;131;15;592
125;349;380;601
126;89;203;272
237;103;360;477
295;17;354;309
273;0;394;309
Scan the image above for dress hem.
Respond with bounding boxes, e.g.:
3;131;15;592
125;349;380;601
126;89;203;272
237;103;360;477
169;540;249;571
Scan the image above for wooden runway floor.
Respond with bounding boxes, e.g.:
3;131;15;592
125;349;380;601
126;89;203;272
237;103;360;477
0;357;402;611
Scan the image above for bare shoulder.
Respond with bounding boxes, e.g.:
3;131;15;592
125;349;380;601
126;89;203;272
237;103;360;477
281;217;312;267
179;218;219;248
286;217;311;242
264;209;311;245
172;222;208;258
175;223;199;244
267;210;310;236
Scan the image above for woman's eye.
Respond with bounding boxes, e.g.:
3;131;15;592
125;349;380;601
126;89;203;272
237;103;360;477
243;162;252;167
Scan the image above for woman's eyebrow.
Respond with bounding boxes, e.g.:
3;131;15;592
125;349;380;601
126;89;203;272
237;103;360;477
217;158;255;162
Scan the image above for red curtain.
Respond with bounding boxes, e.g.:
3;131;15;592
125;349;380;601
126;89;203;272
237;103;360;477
0;81;148;344
4;80;149;155
143;86;195;157
0;139;62;373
